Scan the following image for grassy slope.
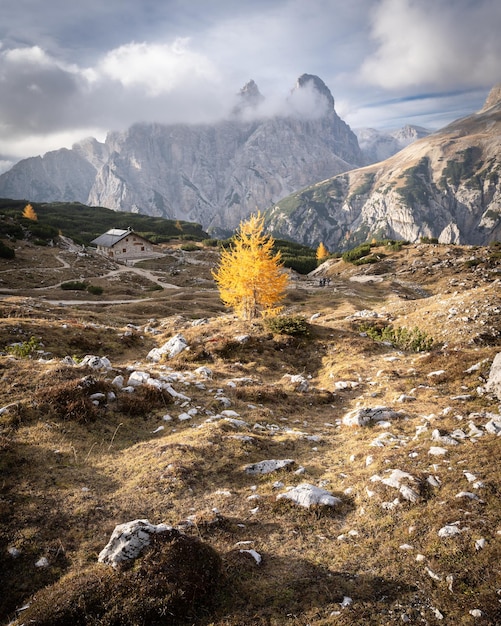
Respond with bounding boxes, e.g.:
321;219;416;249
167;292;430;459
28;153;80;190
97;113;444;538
0;239;500;625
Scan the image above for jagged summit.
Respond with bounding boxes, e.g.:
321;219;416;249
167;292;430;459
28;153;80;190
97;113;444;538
232;79;265;115
480;82;501;112
293;73;335;110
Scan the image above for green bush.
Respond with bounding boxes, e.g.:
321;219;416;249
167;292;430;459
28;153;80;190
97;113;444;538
420;236;439;244
0;240;15;259
265;315;310;337
202;238;220;247
180;243;200;251
361;323;436;352
86;285;103;295
6;336;41;358
61;281;88;291
342;243;371;263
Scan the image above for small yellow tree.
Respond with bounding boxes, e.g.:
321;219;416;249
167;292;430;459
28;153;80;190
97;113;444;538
316;242;329;263
212;212;289;320
22;203;37;221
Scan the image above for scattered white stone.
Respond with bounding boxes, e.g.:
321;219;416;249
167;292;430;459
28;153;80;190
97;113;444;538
426;567;442;581
127;370;150;387
178;413;192;421
416;554;426;562
35;557;49;568
428;446;448;456
162;414;173;421
431;429;459;446
427;370;446;378
239;549;262;564
342;406;403;427
194;366;212;379
427;475;441;488
465;360;488;374
333;381;359;390
80;355;112;370
485;352;501;400
455;491;481;501
98;519;172;568
340;596;353;607
475;538;486;551
281;374;309;392
151;425;164;433
399;544;414;550
277;483;341;508
111;375;124;388
381;499;400;510
467;422;484;438
381;469;416;489
463;472;477;483
469;609;483;618
397;394;416;403
399;484;420;503
8;547;21;558
431;607;444;619
244;459;295;475
485;415;501;435
438;524;461;538
235;335;250;343
147;334;189;362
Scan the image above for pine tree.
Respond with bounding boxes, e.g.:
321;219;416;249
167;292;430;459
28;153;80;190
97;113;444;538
316;242;329;263
22;203;37;221
212;212;289;320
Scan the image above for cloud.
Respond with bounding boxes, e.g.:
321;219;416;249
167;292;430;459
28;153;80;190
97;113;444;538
361;0;501;90
98;38;221;96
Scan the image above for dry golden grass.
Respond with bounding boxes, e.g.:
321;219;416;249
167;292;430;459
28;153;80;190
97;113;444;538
0;240;500;625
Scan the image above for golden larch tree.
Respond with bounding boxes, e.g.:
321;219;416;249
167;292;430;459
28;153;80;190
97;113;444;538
212;212;289;320
22;203;37;221
316;242;329;263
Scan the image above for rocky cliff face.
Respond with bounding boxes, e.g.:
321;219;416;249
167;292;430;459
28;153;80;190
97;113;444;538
267;85;501;249
0;75;363;234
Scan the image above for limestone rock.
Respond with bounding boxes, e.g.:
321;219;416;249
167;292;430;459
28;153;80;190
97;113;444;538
277;483;341;508
98;519;172;568
485;353;501;400
342;406;403;427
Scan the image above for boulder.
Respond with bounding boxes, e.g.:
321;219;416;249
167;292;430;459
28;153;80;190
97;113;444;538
277;483;341;508
98;519;172;568
244;459;295;475
342;406;403;427
147;334;189;362
485;352;501;400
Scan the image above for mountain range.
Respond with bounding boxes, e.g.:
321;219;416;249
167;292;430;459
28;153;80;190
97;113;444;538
0;76;499;248
267;84;501;249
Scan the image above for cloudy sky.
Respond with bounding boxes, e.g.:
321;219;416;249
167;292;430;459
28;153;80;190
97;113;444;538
1;0;499;171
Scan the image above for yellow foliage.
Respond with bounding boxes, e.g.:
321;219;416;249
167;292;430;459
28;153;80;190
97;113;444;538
212;212;289;320
22;203;37;221
316;242;329;261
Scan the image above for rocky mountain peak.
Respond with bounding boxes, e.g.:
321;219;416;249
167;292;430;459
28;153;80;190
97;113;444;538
232;79;265;116
293;73;335;110
480;83;501;112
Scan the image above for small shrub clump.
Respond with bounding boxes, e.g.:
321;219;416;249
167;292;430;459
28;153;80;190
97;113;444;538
265;315;310;337
86;284;103;295
61;280;88;291
6;335;41;358
361;324;436;352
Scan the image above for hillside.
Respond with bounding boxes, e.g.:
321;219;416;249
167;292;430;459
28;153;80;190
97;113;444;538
1;237;501;625
267;85;501;250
